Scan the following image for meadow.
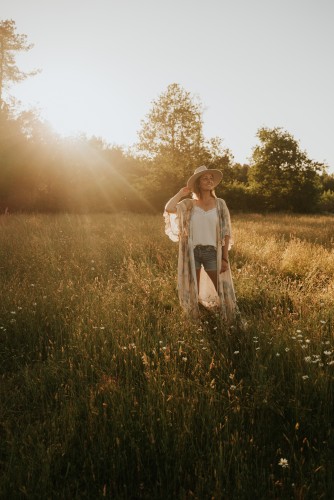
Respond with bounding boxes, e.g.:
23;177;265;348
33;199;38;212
0;212;333;499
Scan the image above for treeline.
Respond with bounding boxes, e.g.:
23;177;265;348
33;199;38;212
1;20;334;214
0;108;149;213
1;96;334;214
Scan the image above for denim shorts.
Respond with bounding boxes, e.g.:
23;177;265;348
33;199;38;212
193;245;217;271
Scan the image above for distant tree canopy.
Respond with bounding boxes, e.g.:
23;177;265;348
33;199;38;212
136;83;232;208
0;110;147;213
248;127;325;212
136;83;204;205
137;83;204;161
0;19;38;110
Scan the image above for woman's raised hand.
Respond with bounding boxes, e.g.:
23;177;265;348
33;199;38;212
178;186;191;197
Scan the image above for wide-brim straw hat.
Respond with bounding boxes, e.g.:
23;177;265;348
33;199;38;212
187;165;223;190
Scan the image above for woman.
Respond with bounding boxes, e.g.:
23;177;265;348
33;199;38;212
164;165;238;321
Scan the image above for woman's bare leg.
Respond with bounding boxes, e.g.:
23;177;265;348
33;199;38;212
206;270;218;291
196;268;201;292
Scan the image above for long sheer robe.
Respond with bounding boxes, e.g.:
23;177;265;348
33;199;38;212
164;198;238;321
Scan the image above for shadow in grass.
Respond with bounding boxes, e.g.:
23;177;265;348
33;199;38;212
237;291;294;316
0;317;71;374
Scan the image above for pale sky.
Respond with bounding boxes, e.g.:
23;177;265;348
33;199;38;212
2;0;334;170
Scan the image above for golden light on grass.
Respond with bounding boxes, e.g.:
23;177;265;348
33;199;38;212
0;212;333;498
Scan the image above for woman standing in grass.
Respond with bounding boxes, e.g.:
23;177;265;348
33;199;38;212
164;165;238;321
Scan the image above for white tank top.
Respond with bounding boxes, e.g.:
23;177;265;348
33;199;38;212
191;206;217;248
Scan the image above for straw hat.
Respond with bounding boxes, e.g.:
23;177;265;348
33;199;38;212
187;165;223;190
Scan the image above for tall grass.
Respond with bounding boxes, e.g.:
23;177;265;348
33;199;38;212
0;212;333;499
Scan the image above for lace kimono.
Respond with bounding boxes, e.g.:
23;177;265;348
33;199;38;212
164;198;238;321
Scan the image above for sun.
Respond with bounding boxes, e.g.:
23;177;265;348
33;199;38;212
38;72;98;137
14;68;120;142
13;58;141;147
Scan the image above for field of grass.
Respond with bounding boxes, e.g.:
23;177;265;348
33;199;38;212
0;212;333;499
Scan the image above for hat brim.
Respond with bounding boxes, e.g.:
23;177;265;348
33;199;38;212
187;169;223;190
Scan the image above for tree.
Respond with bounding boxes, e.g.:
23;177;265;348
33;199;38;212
320;171;334;192
249;127;325;212
136;83;206;206
0;107;43;211
137;83;204;160
0;19;38;110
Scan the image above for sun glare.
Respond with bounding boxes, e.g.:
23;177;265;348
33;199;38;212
14;68;122;141
39;75;98;137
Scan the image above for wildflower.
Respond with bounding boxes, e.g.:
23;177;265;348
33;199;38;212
302;375;309;380
301;344;308;349
142;353;149;366
304;356;312;363
285;347;290;352
320;320;326;324
278;458;289;468
327;360;334;366
276;353;280;357
230;385;236;391
234;350;239;355
296;329;302;333
10;311;16;315
182;357;187;362
324;351;332;356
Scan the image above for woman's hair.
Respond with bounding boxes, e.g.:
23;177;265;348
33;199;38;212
192;176;216;200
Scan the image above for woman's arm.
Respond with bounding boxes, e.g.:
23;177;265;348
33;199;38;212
165;186;191;213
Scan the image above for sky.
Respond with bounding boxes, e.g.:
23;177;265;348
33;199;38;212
2;0;334;170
